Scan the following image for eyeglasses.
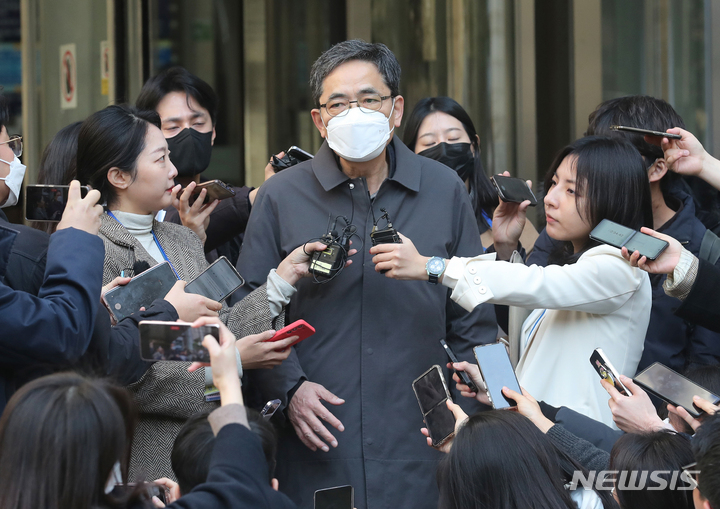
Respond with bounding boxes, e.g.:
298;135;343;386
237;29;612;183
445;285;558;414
320;94;393;118
0;135;23;158
682;461;700;489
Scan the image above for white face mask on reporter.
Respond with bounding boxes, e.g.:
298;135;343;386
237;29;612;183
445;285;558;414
324;99;396;163
0;155;26;208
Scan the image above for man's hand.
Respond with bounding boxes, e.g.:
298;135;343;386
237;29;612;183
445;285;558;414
56;180;104;235
601;375;665;433
370;233;429;280
668;396;719;432
449;361;490;406
152;478;180;505
235;330;296;369
420;399;468;453
163;280;222;321
491;171;532;261
655;127;720;191
276;241;357;287
193;316;243;406
502;386;555;433
288;381;345;452
620;227;683;275
172;182;219;244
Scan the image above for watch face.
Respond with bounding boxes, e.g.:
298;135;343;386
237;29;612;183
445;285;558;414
428;258;444;274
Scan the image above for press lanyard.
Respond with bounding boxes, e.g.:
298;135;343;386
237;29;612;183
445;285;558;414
106;211;180;279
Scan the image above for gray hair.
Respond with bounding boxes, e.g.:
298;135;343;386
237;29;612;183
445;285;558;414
309;40;401;107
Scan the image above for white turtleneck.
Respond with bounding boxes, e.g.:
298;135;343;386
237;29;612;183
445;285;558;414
111;210;163;263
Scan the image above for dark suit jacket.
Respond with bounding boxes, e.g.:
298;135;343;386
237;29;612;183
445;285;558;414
0;225;104;411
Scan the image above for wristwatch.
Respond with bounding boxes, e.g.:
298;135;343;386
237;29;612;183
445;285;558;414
425;256;446;284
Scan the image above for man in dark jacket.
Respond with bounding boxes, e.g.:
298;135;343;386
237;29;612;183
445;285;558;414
233;40;498;509
528;96;720;373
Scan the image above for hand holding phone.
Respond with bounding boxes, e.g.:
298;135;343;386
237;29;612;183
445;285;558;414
490;175;538;206
634;363;720;418
261;399;282;421
473;343;522;409
590;348;629;396
185;256;245;302
590;219;668;260
25;184;90;222
412;365;456;447
102;262;178;323
609;125;683;140
267;319;315;346
440;339;478;393
139;320;219;362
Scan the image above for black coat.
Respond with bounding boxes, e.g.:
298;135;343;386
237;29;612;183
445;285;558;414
0;224;104;411
528;191;720;372
234;138;498;509
675;257;720;333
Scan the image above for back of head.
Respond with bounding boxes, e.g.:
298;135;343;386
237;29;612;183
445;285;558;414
0;372;134;509
36;121;83;186
438;411;597;509
309;39;401;108
586;95;686;193
172;408;278;495
136;67;218;126
609;430;694;509
692;414;720;508
76;104;161;206
545;136;652;264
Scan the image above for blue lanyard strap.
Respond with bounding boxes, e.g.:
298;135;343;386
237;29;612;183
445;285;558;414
107;211;181;279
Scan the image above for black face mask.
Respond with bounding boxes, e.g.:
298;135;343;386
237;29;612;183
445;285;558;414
418;142;475;182
166;128;213;177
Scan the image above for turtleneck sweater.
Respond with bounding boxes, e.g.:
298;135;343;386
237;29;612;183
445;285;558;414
111;210;163;263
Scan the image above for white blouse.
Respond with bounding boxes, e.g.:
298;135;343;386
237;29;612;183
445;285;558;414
442;245;652;427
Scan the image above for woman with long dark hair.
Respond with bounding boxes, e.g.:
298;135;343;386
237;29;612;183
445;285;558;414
438;410;616;509
371;136;653;426
404;96;537;249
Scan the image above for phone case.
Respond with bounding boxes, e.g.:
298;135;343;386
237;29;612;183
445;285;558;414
103;262;178;323
189;180;236;203
267;319;316;346
440;339;479;393
589;348;629;396
185;256;245;302
412;365;455;447
589;219;668;260
490;176;538;206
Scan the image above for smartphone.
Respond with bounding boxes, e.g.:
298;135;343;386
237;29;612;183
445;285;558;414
102;262;178;323
634;363;720;418
287;146;314;161
261;399;282;421
412;365;456;447
185;256;245;303
314;485;353;509
440;339;479;393
589;219;668;260
138;320;220;362
266;319;316;346
589;348;629;396
473;343;521;410
490;175;538;206
187;179;236;204
24;184;89;222
609;125;683;140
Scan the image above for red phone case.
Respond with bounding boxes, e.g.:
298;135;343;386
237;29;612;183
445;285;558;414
267;319;315;346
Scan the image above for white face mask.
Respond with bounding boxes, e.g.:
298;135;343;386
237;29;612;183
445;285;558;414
0;155;26;208
324;100;396;163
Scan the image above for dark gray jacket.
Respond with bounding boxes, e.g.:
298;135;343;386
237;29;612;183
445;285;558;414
233;137;498;509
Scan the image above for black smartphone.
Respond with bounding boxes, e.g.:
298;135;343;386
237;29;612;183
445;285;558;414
185;256;245;303
24;184;89;222
473;343;521;410
187;179;236;205
287;146;314;161
412;365;455;447
490;175;538;206
261;399;282;421
138;320;220;362
440;339;479;393
634;363;720;418
589;219;668;260
314;485;353;509
589;348;629;396
102;262;178;323
609;125;683;140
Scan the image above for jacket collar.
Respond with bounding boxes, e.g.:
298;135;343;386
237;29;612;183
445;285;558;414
101;212;162;249
311;136;421;193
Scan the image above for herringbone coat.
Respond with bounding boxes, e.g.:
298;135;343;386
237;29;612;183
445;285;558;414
98;213;284;481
